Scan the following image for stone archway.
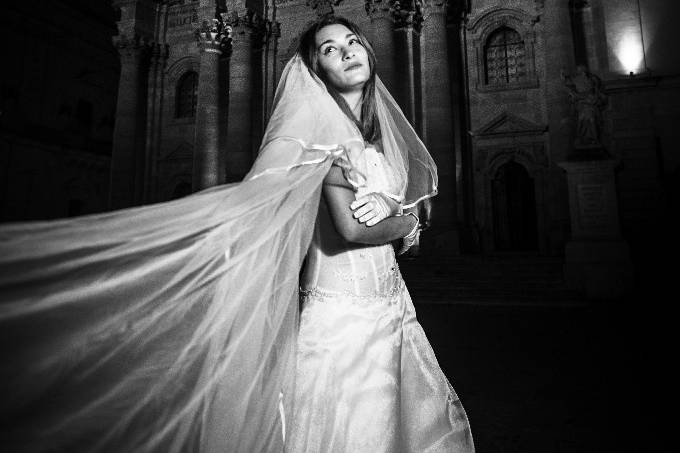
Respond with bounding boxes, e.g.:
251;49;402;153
491;160;538;251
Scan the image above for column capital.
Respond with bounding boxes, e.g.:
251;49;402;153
307;0;344;16
421;0;448;18
366;0;424;30
195;13;232;55
227;9;273;48
365;0;393;22
113;33;151;62
392;0;424;31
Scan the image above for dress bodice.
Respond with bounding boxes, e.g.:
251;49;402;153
300;146;402;297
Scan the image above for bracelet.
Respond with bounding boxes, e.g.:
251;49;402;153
378;191;403;216
404;212;420;239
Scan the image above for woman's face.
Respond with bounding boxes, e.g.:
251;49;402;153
315;24;370;94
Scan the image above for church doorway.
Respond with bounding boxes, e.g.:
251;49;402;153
491;161;538;251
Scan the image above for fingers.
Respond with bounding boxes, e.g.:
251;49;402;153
358;210;378;224
351;193;394;225
365;216;381;227
352;202;374;220
350;197;370;211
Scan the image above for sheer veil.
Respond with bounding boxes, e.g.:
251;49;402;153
0;55;437;452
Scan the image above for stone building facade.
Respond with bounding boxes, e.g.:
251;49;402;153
4;0;663;270
107;0;679;261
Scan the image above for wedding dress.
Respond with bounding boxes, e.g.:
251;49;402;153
288;147;473;452
0;55;472;452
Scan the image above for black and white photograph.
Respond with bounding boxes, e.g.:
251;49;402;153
1;0;678;451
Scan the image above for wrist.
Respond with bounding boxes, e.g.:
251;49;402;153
404;212;419;239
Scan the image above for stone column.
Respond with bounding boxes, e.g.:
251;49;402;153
421;0;459;253
110;35;149;209
392;1;423;127
193;13;231;191
225;12;255;182
366;0;397;95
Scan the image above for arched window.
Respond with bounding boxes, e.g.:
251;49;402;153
484;27;527;85
176;71;198;118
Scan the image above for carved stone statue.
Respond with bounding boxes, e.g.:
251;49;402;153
560;65;608;149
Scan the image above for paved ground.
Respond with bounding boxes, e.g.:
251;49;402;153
399;258;659;453
414;303;634;453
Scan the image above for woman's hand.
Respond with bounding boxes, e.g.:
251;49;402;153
350;192;402;227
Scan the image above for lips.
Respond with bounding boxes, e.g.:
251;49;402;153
344;62;362;72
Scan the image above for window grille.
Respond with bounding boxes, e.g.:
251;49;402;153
485;27;527;85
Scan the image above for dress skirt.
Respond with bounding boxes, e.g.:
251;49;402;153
287;271;474;453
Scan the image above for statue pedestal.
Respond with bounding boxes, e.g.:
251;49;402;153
557;157;633;299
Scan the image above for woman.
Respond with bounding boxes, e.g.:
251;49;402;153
287;17;473;452
0;16;472;453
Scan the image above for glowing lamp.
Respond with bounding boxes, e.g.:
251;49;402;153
617;34;644;75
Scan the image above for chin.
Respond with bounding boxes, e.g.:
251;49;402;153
346;72;370;87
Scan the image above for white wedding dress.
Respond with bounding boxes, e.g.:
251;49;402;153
288;149;474;453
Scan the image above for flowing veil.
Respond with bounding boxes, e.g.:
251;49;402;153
0;55;437;452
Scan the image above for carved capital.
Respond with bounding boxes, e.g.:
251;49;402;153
422;0;447;18
392;0;424;31
226;9;269;45
113;33;150;62
366;0;423;29
195;12;232;55
307;0;344;16
365;0;388;21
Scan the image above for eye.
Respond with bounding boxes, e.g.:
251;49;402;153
322;45;336;55
349;38;360;46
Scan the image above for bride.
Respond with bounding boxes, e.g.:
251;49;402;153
288;16;473;453
0;15;472;453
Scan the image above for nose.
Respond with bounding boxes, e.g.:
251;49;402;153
342;47;355;61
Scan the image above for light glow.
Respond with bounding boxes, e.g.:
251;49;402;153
617;34;644;74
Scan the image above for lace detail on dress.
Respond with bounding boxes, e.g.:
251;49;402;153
300;271;405;306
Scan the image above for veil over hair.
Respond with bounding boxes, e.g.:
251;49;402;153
0;53;437;452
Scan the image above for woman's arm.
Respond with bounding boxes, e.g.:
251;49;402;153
323;166;417;245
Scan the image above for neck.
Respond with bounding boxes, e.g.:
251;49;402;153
340;90;363;121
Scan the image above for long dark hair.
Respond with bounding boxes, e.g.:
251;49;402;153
297;16;381;144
